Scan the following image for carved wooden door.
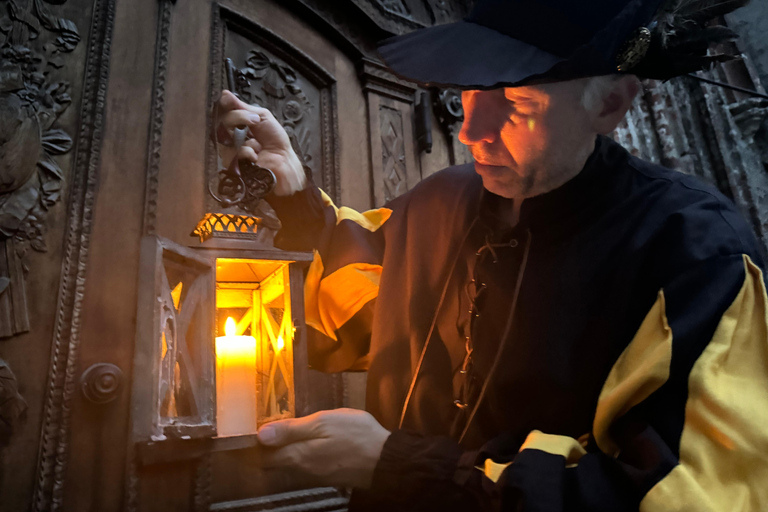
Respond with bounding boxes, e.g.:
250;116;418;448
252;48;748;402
0;0;471;510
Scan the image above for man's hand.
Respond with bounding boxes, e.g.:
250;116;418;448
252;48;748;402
256;408;391;489
214;90;306;196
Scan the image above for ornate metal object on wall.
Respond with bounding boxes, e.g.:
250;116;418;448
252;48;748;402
0;0;80;338
433;87;472;166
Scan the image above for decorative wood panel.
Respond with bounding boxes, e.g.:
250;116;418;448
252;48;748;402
0;358;27;446
209;4;341;212
360;59;420;206
0;0;80;338
29;0;117;509
379;105;407;202
142;0;175;236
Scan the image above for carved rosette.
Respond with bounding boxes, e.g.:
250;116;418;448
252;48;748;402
80;363;123;405
0;0;80;338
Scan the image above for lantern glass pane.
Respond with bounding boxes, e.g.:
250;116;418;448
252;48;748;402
215;258;295;436
158;259;210;427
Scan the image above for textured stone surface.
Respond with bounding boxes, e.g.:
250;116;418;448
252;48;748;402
728;3;768;90
614;76;768;259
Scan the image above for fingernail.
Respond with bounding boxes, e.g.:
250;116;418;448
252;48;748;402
249;114;261;124
258;426;275;444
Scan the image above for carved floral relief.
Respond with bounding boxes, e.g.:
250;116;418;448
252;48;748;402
215;46;317;221
0;358;26;446
235;50;314;176
0;0;79;338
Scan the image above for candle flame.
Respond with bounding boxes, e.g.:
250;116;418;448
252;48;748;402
277;336;285;352
225;317;236;337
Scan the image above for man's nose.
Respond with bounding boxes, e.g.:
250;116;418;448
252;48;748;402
458;90;501;145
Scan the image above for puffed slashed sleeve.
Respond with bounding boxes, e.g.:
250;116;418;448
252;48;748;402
353;253;768;512
266;185;389;372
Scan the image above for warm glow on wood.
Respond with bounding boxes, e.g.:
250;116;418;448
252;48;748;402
216;316;257;436
276;336;285;353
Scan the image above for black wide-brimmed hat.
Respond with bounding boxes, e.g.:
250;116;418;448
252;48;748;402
378;0;750;89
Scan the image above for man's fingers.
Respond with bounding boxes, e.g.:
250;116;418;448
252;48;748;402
257;415;322;447
244;138;262;153
219;89;253;112
237;146;259;165
219;109;262;132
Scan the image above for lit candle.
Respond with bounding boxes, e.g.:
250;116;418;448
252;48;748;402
216;317;258;436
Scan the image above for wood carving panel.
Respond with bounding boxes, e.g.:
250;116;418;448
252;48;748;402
379;105;407;202
210;6;341;218
0;0;80;338
0;358;27;446
361;62;420;207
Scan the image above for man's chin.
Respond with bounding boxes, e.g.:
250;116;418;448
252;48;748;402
474;164;519;198
479;176;520;199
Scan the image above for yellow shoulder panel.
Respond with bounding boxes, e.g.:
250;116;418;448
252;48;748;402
642;255;768;512
593;290;673;456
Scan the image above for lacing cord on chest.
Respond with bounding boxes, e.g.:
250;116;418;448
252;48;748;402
398;217;480;429
458;228;531;444
476;234;520;263
398;219;534;440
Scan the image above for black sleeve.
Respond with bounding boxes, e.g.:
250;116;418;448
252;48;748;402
352;253;768;512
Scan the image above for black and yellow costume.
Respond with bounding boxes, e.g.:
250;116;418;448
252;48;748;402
267;136;768;511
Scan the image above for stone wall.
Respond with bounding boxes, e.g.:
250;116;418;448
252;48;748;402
614;74;768;259
728;2;768;90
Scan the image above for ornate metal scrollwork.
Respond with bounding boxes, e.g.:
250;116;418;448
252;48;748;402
80;363;123;405
433;88;464;126
209;156;276;211
432;88;472;166
0;0;80;338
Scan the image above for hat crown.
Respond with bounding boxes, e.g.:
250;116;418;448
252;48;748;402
467;0;659;58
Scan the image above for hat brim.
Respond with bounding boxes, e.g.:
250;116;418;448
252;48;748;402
377;21;568;90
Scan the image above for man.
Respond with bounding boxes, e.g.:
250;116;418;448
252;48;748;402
215;0;768;510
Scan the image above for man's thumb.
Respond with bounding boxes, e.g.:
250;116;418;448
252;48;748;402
257;417;311;447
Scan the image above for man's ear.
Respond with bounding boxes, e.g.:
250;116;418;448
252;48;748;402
593;76;640;135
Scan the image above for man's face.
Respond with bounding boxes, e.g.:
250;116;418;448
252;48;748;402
459;79;598;199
